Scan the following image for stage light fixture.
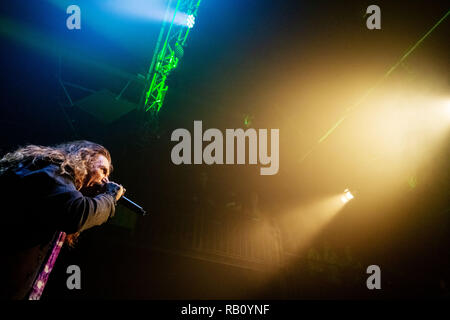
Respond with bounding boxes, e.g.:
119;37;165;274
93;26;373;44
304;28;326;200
187;14;195;28
341;189;354;203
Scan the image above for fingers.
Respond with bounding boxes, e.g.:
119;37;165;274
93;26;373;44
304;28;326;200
116;186;125;202
104;181;126;202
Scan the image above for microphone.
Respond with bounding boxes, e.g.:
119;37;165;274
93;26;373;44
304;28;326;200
95;181;147;216
118;195;147;216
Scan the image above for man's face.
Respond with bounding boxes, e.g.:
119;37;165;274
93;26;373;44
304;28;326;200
85;154;111;187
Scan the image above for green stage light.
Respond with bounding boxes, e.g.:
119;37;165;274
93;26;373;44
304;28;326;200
140;0;203;114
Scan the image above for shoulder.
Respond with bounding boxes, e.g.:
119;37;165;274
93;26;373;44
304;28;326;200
41;164;77;190
15;162;77;190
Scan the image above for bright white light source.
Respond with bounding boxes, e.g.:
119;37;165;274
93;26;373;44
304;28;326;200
341;189;354;203
187;14;195;28
345;190;354;200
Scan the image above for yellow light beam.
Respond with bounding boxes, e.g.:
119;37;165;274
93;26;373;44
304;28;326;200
301;10;450;162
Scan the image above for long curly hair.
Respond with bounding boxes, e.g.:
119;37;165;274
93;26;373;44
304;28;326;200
0;140;112;247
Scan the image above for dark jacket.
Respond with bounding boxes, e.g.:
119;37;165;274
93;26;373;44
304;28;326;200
0;160;117;299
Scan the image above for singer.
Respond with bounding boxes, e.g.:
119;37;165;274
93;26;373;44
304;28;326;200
0;140;125;300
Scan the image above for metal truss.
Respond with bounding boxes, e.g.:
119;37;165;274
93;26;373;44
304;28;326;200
140;0;202;114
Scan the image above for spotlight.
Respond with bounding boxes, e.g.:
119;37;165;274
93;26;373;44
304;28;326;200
187;14;195;28
341;189;354;203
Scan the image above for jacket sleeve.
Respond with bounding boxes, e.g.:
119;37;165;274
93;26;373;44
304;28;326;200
62;192;117;233
45;174;118;234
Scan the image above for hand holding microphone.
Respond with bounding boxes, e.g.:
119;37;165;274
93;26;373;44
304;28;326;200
103;180;147;216
104;181;126;202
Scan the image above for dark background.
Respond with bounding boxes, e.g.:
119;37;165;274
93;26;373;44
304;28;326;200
0;0;449;299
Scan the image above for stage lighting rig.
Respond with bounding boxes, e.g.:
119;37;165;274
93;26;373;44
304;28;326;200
139;0;202;115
